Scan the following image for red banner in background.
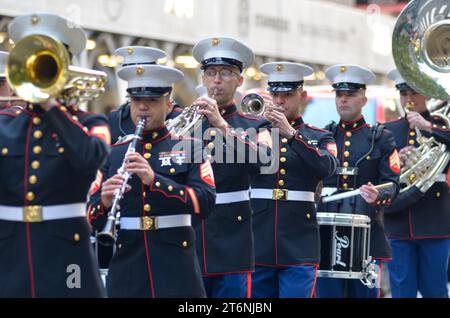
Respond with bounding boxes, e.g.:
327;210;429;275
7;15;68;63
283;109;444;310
355;3;407;15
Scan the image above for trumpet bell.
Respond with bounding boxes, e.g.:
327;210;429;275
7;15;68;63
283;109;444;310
241;93;264;115
6;33;107;104
6;34;70;103
392;0;450;100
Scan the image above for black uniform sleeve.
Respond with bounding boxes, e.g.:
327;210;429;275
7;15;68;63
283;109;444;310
289;130;338;179
147;141;216;219
218;119;273;175
87;157;111;230
384;185;424;214
373;131;400;209
430;125;450;146
44;106;110;174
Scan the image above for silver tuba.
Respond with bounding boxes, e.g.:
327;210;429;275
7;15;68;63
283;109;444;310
392;0;450;193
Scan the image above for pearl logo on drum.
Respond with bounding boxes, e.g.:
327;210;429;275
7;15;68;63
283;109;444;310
334;231;350;268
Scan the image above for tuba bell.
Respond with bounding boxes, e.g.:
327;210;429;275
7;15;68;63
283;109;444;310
392;0;450;193
392;0;450;100
6;34;107;104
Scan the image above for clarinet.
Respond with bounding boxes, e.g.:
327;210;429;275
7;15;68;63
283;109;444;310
97;117;147;246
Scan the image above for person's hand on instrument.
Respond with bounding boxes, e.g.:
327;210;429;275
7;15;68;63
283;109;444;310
360;182;379;204
101;174;131;208
124;152;155;186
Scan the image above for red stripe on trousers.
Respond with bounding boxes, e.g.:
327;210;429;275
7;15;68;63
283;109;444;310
246;272;252;298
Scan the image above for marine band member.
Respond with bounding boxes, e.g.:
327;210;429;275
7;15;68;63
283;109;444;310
384;69;450;298
89;63;216;298
250;61;338;298
316;64;400;298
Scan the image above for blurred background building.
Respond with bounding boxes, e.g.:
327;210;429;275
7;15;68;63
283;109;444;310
0;0;407;126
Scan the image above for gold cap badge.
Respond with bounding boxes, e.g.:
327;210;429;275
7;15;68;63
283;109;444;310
211;38;220;46
31;14;40;25
136;66;145;75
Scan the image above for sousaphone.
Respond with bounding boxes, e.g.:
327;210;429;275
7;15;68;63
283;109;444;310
392;0;450;193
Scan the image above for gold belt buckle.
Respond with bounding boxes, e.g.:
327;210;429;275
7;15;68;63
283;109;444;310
140;216;157;230
272;189;288;201
23;205;43;223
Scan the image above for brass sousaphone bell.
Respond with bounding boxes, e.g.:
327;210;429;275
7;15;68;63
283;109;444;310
392;0;450;101
392;0;450;193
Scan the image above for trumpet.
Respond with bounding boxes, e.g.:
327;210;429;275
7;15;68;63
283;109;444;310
6;34;107;104
241;93;265;115
166;89;217;137
97;117;147;246
241;93;284;116
166;104;204;137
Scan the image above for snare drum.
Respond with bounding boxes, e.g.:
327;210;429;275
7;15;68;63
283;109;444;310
317;212;371;280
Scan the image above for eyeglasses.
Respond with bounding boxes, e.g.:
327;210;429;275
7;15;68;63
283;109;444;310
204;68;240;79
130;96;164;103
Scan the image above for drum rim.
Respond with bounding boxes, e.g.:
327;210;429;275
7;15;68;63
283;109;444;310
317;270;364;279
316;212;371;227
